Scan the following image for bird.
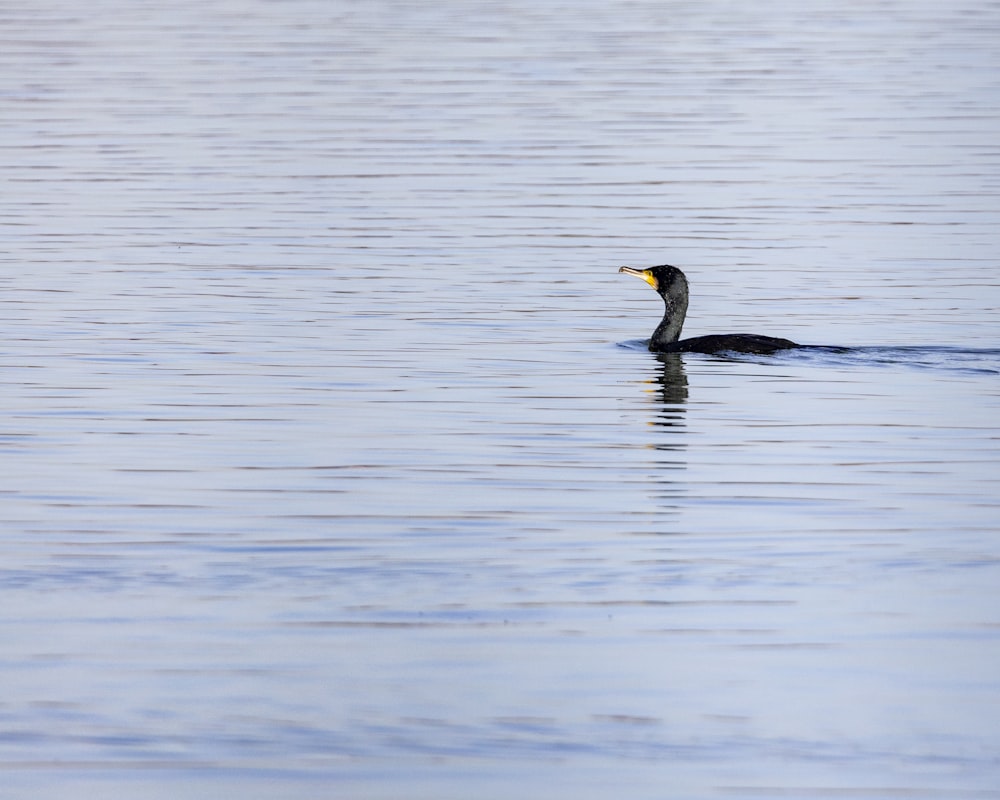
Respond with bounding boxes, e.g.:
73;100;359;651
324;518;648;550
619;264;800;354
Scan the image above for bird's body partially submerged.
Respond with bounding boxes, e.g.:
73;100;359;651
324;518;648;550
619;264;800;355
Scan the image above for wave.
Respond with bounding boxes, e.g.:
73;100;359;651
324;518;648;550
619;341;1000;375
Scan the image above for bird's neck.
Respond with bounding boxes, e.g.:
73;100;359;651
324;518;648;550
650;292;688;348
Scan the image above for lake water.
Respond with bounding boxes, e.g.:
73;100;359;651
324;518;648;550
2;1;1000;798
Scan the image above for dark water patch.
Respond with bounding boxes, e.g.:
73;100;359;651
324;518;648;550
786;345;1000;375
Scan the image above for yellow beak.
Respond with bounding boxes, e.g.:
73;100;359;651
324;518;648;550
618;266;658;291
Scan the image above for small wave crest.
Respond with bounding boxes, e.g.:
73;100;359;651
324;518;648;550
618;341;1000;375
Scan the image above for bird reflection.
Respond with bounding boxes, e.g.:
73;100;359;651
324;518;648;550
640;353;688;510
648;353;688;429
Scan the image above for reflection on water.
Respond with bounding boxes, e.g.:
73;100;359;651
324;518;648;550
649;354;689;430
2;0;1000;798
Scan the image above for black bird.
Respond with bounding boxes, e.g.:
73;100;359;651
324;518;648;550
619;264;800;354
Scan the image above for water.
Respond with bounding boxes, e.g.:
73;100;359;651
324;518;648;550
2;1;1000;797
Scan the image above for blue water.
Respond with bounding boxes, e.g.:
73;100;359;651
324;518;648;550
2;1;999;798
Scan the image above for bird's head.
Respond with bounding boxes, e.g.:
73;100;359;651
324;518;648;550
618;264;688;298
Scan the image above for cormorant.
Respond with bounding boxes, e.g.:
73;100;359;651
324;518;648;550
619;264;800;354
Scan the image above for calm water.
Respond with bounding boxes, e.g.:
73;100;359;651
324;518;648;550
2;1;1000;798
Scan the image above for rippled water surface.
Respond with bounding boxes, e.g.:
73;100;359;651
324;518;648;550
3;1;1000;798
